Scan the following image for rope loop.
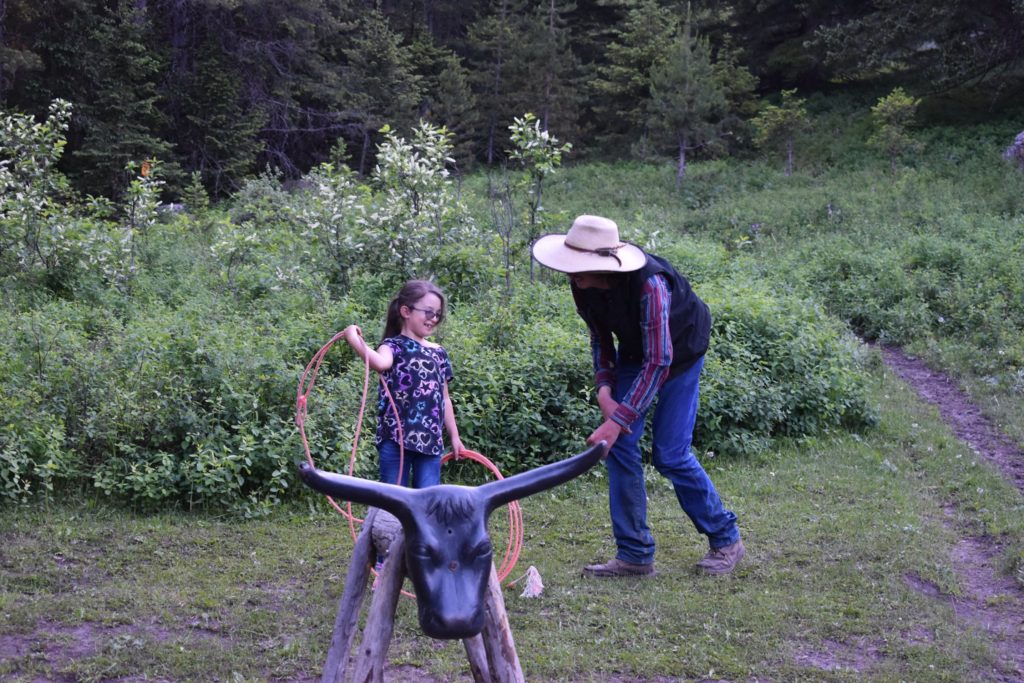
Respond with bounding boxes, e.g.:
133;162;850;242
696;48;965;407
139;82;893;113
295;330;524;596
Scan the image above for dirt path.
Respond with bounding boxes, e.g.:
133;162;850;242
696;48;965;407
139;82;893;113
879;346;1024;492
879;345;1024;682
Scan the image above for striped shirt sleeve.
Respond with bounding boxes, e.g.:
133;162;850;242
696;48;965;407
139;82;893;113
610;273;673;429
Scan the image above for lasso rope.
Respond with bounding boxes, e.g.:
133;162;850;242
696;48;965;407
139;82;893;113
295;329;524;592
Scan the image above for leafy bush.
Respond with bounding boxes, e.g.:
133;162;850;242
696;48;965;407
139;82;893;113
442;282;594;476
698;276;878;456
16;100;993;511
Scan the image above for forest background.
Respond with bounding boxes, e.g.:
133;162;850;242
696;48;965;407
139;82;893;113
2;0;1024;510
3;0;1024;197
3;2;1024;680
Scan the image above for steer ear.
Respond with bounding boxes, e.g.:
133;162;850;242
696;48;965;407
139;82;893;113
298;463;413;520
479;441;607;513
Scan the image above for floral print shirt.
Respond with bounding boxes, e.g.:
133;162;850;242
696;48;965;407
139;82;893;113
376;335;454;457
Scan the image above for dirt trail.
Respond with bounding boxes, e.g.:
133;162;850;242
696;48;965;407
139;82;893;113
880;345;1024;682
879;346;1024;491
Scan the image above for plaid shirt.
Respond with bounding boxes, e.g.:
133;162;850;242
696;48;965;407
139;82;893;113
586;273;673;430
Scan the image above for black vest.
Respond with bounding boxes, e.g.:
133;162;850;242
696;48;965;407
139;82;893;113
574;254;711;377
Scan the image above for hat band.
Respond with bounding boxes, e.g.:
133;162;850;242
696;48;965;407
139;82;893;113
564;241;625;268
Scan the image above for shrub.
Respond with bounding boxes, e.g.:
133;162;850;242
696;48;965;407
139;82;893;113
437;282;595;476
10;108;971;510
698;276;878;456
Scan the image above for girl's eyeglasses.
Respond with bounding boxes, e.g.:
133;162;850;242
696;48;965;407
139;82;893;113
410;306;444;322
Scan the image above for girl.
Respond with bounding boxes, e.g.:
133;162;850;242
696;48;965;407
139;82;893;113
342;279;464;489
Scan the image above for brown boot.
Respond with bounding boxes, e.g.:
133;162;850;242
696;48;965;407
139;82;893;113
696;539;745;575
582;557;656;578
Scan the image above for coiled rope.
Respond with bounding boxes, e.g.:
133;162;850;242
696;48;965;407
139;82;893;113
295;329;524;592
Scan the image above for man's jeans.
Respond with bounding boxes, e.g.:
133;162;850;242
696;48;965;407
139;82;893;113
378;440;441;488
605;357;740;565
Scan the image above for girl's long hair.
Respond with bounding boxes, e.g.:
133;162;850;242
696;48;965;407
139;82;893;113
382;279;447;340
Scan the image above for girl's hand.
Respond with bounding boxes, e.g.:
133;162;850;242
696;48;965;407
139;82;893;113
343;325;365;352
450;436;466;460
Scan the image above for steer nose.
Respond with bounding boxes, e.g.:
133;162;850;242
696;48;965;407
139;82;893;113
422;610;484;640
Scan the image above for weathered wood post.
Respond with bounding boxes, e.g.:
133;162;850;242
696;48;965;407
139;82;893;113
301;443;607;682
319;511;523;683
321;507;377;683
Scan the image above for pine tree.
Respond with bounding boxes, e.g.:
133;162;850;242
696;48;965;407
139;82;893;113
177;43;266;197
466;0;526;163
646;10;728;187
69;0;174;198
341;8;422;174
751;89;808;176
519;0;580;144
869;87;921;172
587;0;678;152
408;37;480;169
813;0;1024;92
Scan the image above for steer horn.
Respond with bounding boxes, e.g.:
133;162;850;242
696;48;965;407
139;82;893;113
298;442;607;639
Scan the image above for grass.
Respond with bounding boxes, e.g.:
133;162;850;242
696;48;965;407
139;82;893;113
2;360;1023;682
539;152;1024;469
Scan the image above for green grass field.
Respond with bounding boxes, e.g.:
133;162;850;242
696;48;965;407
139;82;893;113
3;104;1024;681
3;363;1022;682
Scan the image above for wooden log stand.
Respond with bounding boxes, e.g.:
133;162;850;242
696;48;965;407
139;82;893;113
320;507;525;683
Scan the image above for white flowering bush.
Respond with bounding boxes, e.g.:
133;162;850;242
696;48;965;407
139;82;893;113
499;112;573;282
209;171;311;298
82;161;165;291
505;112;573;235
0;99;81;286
365;121;477;279
295;161;370;291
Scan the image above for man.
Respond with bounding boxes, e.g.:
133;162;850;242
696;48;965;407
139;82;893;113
532;215;744;577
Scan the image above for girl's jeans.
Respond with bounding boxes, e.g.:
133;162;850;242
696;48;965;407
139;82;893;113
378;440;441;489
606;356;740;565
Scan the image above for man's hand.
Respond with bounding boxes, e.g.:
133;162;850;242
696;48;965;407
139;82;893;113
587;418;623;453
596;386;619;421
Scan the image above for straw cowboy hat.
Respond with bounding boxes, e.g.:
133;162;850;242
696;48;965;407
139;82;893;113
532;215;647;274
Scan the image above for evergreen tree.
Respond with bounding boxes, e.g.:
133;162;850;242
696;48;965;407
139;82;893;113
408;37;480;169
466;0;527;163
696;0;841;89
751;89;809;175
68;0;174;198
341;8;422;174
869;87;920;172
646;10;729;187
587;0;677;152
149;1;274;196
813;0;1024;93
0;0;45;97
520;0;580;144
230;0;356;178
176;43;266;197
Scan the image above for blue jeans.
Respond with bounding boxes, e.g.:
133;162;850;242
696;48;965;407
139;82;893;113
378;440;441;488
605;357;740;565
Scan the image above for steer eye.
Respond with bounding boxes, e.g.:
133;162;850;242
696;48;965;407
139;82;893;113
472;540;493;558
412;543;439;561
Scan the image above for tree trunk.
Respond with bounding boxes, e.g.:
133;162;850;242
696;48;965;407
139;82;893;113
360;128;371;177
675;140;688;190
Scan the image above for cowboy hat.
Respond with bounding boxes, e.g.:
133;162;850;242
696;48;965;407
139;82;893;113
532;215;647;273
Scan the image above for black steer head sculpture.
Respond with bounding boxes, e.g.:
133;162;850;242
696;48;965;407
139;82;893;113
299;442;607;640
